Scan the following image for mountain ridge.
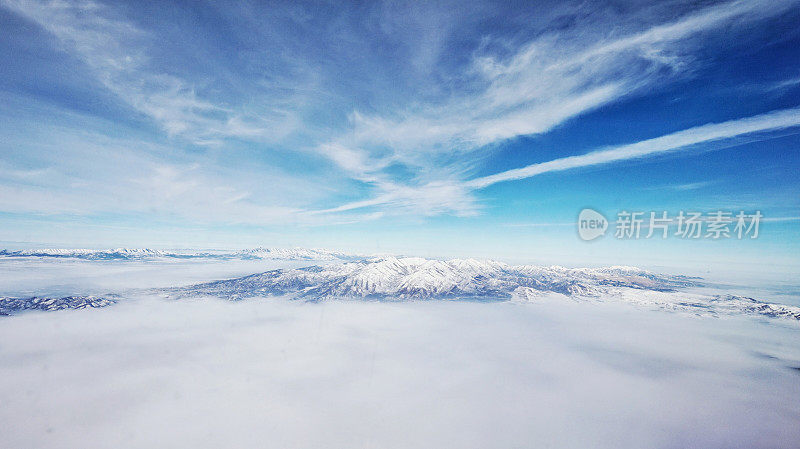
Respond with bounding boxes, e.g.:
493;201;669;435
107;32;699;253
0;247;364;261
163;256;799;320
2;255;796;321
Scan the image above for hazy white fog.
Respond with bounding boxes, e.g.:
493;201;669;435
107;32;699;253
0;257;324;297
1;296;798;449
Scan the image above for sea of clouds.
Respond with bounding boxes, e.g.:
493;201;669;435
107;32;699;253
0;258;799;448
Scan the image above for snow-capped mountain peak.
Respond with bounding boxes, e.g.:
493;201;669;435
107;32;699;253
169;256;688;301
159;256;800;321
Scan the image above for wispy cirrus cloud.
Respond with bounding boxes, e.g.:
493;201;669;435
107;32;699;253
768;74;800;91
0;102;331;225
466;106;800;189
2;0;798;228
315;0;800;216
646;181;717;192
322;106;800;214
336;0;797;154
1;0;303;145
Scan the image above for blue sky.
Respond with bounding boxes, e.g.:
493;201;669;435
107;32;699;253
1;0;799;271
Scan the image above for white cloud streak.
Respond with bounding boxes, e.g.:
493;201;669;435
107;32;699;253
315;0;800;216
0;0;300;144
325;0;798;162
3;0;798;223
467;106;800;189
322;106;800;214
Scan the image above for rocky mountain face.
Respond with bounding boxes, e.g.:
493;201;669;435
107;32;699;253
2;255;797;321
169;257;697;300
0;296;116;315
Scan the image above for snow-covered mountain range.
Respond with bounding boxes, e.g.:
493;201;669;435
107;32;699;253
165;256;800;320
169;257;693;299
233;247;359;261
0;247;361;261
0;296;115;316
2;255;798;321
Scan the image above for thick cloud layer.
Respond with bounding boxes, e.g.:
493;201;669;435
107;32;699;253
1;296;798;449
